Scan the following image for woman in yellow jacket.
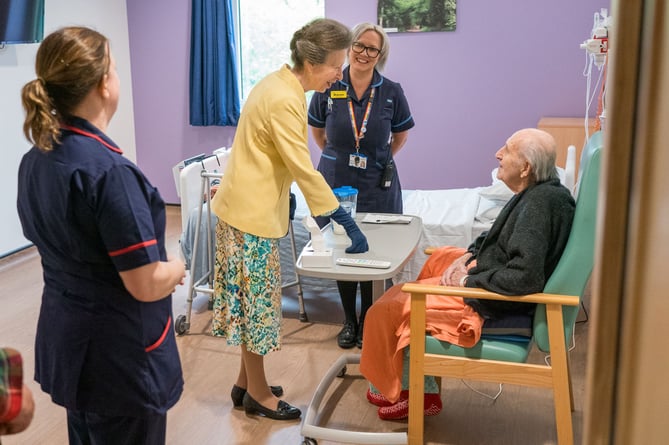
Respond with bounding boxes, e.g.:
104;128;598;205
210;18;368;421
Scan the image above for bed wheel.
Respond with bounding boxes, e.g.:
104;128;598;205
174;315;189;335
302;438;317;445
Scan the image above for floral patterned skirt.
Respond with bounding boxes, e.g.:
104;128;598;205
212;220;282;355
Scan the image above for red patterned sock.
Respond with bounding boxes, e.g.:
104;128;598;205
366;389;409;407
377;392;442;420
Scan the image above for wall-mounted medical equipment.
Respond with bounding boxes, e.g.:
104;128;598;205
580;8;610;68
581;8;612;137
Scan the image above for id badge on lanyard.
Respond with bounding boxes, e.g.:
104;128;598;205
349;153;367;169
348;88;375;170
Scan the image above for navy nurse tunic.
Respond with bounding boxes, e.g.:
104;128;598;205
16;117;183;417
308;66;414;213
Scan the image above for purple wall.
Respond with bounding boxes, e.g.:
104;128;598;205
126;0;236;204
127;0;608;204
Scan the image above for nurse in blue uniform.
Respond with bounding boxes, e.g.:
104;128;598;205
308;22;415;349
17;27;186;445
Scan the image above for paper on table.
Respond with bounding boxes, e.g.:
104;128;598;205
362;214;413;224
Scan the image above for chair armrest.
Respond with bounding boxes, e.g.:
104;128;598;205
400;283;579;307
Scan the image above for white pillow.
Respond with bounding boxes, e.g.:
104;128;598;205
556;166;566;185
475;198;503;222
491;167;501;184
478;181;514;205
482;165;569;219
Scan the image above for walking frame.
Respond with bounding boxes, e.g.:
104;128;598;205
174;169;307;335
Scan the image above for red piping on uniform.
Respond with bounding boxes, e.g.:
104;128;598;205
108;239;157;257
61;125;124;154
145;316;172;352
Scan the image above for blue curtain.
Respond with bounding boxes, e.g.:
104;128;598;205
189;0;240;126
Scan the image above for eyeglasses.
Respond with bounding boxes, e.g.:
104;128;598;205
351;42;381;58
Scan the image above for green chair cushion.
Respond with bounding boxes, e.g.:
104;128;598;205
425;335;532;363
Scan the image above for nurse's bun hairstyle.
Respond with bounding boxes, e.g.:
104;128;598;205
21;26;110;152
290;18;352;71
350;22;390;72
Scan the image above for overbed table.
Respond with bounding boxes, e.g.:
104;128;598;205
296;213;422;445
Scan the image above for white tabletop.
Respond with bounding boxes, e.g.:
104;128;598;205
295;213;423;284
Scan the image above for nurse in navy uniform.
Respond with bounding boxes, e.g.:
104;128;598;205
17;27;186;445
309;22;415;349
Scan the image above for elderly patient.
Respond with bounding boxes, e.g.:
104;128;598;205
359;128;576;420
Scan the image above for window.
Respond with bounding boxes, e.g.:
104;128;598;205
236;0;324;102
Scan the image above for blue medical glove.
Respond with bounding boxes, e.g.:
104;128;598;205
330;206;369;254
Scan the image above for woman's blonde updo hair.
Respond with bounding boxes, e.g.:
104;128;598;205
289;18;352;71
21;26;110;152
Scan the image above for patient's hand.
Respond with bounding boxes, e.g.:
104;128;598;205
440;253;472;286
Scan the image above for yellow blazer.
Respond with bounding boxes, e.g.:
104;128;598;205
211;65;339;238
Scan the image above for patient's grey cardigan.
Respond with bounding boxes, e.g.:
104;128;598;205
464;178;575;319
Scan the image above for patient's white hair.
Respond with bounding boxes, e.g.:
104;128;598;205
512;128;559;183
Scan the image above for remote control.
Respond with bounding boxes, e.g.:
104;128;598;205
336;257;391;269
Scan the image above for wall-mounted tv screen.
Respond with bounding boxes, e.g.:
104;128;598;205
0;0;45;44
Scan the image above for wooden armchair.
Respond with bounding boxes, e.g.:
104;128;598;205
402;131;603;445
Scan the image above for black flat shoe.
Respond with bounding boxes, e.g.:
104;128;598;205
337;321;357;349
242;392;301;420
231;384;284;408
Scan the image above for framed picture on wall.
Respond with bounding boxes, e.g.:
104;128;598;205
378;0;457;33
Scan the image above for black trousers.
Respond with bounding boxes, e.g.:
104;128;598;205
67;409;166;445
337;280;373;323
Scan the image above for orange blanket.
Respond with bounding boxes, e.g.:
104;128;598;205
359;246;484;402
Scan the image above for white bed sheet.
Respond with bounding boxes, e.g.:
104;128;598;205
395;188;492;283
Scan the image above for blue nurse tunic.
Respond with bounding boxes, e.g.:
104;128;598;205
16;117;183;418
308;67;415;214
